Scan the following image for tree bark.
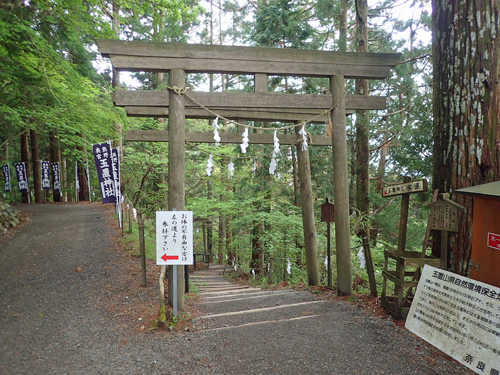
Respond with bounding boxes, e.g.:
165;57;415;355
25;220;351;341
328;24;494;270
30;129;41;203
432;0;500;275
295;123;320;286
354;0;377;296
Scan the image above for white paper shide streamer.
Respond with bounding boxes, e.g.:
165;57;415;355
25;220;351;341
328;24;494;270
213;116;221;145
240;127;249;153
299;125;308;151
252;159;258;177
357;247;366;269
287;259;291;275
269;130;280;175
228;160;234;178
206;154;214;176
133;208;138;222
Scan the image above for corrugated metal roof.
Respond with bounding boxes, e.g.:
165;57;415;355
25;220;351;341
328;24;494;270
455;181;500;198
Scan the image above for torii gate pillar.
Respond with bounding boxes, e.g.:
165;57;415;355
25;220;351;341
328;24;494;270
168;68;186;311
330;75;352;296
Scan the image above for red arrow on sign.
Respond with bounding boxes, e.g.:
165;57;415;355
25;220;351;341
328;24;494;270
161;254;179;262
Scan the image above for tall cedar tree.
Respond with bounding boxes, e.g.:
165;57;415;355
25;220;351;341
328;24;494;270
432;0;500;274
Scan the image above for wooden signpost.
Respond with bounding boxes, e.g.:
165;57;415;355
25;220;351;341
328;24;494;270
321;198;335;287
97;39;400;308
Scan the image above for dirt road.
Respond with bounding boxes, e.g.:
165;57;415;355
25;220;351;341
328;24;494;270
0;203;472;374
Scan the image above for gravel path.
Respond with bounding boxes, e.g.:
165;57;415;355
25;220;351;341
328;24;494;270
0;203;473;375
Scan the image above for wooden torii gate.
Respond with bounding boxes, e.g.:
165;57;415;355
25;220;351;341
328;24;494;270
97;39;400;310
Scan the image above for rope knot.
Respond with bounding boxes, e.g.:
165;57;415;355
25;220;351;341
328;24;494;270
169;85;187;95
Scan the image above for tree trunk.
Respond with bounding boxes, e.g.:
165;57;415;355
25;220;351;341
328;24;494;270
354;0;377;296
432;0;500;275
30;129;41;203
20;130;30;203
78;135;89;201
49;132;61;202
295;123;320;286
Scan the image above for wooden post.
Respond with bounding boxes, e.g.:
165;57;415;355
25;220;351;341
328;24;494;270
330;75;352;296
268;255;274;285
203;222;208;261
295;122;320;286
167;68;186;311
128;203;132;233
138;209;147;287
397;176;412;252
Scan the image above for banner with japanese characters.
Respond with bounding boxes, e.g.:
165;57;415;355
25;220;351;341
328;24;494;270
51;162;61;192
156;211;193;265
2;164;11;192
406;265;500;375
41;161;50;190
92;142;116;204
14;163;28;192
111;147;121;204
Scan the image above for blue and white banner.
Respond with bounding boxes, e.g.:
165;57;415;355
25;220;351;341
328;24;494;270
41;161;51;190
14;163;28;192
2;164;11;192
51;162;61;192
93;142;116;204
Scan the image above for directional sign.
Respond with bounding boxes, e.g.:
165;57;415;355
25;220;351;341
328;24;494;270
156;211;193;265
382;179;428;197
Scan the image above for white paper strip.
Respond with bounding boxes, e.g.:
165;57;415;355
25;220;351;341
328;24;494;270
299;125;308;151
206;154;214;176
213;117;220;145
240;127;249;153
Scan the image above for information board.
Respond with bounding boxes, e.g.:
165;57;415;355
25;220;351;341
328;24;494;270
156;211;193;265
406;265;500;374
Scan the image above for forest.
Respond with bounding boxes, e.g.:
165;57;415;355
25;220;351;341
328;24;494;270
1;0;499;294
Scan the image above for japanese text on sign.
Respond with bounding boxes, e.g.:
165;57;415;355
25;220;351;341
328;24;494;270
156;211;193;265
14;163;28;192
2;164;11;192
382;179;427;197
51;162;61;192
488;233;500;251
92;142;116;204
41;161;51;190
406;265;500;375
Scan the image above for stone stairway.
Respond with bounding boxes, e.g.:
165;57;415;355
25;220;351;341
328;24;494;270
190;264;332;332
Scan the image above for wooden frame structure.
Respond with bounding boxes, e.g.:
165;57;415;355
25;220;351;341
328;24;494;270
97;39;400;309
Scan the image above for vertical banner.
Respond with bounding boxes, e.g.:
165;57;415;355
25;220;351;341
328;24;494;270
156;211;194;265
2;164;11;192
92;142;116;204
51;162;61;192
14;163;28;192
111;147;121;204
84;161;91;202
41;161;51;190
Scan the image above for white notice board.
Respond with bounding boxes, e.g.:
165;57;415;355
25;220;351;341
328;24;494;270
406;265;500;374
156;211;193;265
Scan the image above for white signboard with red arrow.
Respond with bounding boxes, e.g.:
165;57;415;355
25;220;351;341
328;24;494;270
156;211;193;265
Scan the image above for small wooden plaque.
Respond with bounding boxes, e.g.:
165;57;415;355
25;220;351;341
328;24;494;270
429;200;461;232
321;201;335;222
